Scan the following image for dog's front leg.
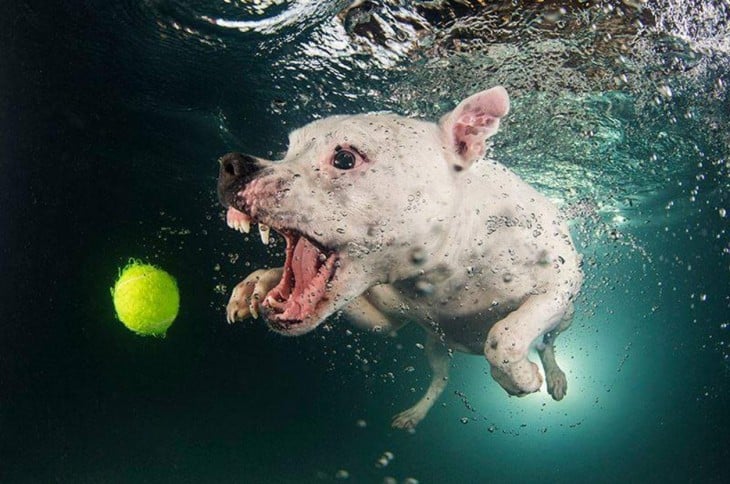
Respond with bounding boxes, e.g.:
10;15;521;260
226;267;284;323
391;334;450;429
484;292;571;396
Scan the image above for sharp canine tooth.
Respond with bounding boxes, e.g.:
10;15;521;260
259;223;270;245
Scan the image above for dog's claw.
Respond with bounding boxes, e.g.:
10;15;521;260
250;297;259;319
225;267;283;324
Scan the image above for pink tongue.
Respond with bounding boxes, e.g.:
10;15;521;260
291;237;322;298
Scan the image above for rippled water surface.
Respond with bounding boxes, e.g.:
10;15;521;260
2;1;729;483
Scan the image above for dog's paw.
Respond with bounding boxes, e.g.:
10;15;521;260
391;405;426;430
545;367;567;401
226;268;283;324
490;359;543;397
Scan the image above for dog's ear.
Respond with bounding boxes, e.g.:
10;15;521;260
439;86;510;170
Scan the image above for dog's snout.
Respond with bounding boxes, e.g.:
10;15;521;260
217;152;263;207
219;152;259;180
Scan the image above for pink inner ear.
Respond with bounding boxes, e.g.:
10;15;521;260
454;122;487;158
453;114;498;160
442;86;510;166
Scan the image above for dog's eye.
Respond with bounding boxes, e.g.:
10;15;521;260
332;149;356;170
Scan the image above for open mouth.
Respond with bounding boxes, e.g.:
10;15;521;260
226;207;338;331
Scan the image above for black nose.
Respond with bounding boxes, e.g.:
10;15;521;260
217;152;262;207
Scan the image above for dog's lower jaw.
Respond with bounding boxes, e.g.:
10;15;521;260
261;289;334;336
265;314;322;336
261;257;375;336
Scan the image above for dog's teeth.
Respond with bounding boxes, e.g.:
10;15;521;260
240;218;251;234
259;223;270;245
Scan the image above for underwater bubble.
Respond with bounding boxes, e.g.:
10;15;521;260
335;469;350;479
375;451;394;468
657;85;673;98
719;208;727;218
460;417;469;424
356;419;367;428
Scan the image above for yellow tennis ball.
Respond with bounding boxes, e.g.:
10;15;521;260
111;261;179;337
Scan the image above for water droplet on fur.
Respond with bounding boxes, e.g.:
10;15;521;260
409;248;426;264
415;279;434;294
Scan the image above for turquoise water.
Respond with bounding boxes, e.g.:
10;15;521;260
2;1;728;482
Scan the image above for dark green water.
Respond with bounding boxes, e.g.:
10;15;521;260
2;1;729;482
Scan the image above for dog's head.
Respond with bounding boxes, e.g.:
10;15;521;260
217;86;509;335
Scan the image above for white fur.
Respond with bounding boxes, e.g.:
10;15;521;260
226;86;583;428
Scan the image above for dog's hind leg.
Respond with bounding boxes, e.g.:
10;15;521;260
536;303;574;401
391;333;450;429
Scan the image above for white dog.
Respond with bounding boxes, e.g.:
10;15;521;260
217;86;583;428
